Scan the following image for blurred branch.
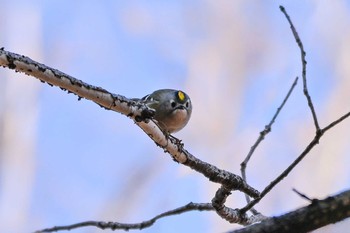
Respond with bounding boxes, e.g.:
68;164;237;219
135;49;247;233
232;189;350;233
35;202;214;232
240;77;298;214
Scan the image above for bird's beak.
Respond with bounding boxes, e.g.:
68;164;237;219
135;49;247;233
176;105;186;110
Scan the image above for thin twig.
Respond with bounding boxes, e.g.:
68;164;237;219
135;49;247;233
239;5;347;214
292;188;316;203
240;133;320;213
279;5;320;133
35;202;214;232
240;77;298;213
240;109;350;213
322;111;350;133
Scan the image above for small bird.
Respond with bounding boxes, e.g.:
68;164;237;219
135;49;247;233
133;89;192;133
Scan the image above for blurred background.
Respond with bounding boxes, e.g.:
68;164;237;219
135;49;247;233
1;1;350;232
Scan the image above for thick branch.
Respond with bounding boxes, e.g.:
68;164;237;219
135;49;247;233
232;189;350;233
185;151;260;198
0;48;154;121
211;186;267;225
0;48;260;198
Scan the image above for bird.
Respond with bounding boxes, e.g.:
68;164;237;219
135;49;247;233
133;89;192;133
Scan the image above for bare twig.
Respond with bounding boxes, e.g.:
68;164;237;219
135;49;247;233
240;134;320;213
279;6;320;133
322;111;350;133
35;202;214;232
292;188;317;203
240;109;350;213
240;77;298;213
239;5;350;214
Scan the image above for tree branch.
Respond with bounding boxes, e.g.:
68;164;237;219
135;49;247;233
2;4;350;232
184;151;259;198
0;48;259;199
279;6;320;133
322;111;350;133
35;202;214;232
240;76;298;213
240;107;350;214
239;5;350;214
0;48;155;123
211;186;267;225
232;189;350;233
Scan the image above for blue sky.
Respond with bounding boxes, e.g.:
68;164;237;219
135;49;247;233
1;1;350;233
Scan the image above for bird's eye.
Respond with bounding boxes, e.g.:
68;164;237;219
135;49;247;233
185;101;189;108
171;100;176;108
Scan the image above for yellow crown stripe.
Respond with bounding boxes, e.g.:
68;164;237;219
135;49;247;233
177;91;185;102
